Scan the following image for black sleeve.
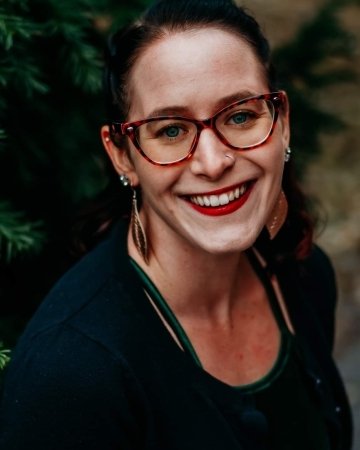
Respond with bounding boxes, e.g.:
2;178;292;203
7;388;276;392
0;324;147;450
277;245;338;353
301;245;338;352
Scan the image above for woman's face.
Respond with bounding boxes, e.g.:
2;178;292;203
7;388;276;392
104;28;290;256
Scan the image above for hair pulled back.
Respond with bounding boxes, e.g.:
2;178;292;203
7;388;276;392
105;0;276;123
73;0;314;266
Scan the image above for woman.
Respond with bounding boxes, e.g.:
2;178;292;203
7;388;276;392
0;0;352;449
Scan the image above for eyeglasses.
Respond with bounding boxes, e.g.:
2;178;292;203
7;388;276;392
110;91;286;166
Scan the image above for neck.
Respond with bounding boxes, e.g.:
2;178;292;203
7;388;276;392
128;226;255;325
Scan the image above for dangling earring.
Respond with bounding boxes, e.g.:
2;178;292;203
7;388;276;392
266;190;288;240
119;174;148;263
130;188;149;264
284;147;292;162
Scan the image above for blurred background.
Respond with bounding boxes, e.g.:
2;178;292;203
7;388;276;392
0;0;359;446
245;0;360;446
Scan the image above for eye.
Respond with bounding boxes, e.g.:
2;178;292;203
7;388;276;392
229;111;250;125
164;126;182;138
155;122;190;141
143;119;193;145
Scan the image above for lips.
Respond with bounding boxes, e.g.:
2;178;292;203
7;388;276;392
185;181;255;216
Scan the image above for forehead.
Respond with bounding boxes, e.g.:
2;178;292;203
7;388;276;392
127;28;268;119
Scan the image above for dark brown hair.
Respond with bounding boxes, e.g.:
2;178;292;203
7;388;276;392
74;0;314;265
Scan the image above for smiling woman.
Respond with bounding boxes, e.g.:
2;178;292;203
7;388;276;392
104;28;289;257
0;1;353;449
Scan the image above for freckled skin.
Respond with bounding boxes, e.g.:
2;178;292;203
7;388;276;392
102;28;290;385
122;28;290;257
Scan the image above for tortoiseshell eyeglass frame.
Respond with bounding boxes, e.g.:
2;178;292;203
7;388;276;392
109;91;286;167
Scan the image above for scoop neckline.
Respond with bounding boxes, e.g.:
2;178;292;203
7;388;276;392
129;250;293;392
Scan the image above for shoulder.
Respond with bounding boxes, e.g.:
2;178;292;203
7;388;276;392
300;244;336;285
17;220;136;341
280;244;337;306
0;221;151;447
277;244;338;349
7;219;152;385
281;248;353;449
3;322;141;400
297;244;337;311
0;322;147;449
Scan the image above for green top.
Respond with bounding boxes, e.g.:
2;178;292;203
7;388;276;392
130;252;330;449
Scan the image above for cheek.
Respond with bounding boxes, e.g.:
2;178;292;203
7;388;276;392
255;144;284;177
133;158;182;199
268;159;285;190
265;133;286;171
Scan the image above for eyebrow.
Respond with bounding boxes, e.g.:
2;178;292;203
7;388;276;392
146;89;258;119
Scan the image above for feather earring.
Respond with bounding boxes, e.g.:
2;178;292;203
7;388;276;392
131;188;149;264
266;190;288;240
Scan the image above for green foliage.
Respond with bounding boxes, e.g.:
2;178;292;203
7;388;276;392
0;0;152;266
0;342;11;371
0;202;45;262
273;0;357;172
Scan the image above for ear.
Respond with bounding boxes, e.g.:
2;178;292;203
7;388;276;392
100;125;140;186
279;91;290;149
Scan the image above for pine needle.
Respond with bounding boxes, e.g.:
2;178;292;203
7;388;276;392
0;202;46;263
0;342;11;370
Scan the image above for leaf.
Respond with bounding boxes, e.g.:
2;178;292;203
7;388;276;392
0;54;49;96
0;343;11;370
0;10;39;51
0;202;46;263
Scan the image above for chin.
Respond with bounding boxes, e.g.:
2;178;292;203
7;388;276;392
196;232;259;256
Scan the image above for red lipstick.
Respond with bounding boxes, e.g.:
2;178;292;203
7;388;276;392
187;182;254;217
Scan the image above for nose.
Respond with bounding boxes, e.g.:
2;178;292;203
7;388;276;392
190;128;235;179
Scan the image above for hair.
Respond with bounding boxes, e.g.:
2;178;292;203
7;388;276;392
105;0;277;124
73;0;315;267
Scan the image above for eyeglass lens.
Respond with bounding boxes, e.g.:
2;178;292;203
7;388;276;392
136;98;275;164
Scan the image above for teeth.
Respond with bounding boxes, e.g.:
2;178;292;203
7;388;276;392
219;193;229;205
210;195;220;207
197;196;204;206
190;183;248;208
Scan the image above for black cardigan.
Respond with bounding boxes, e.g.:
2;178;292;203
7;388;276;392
0;221;353;449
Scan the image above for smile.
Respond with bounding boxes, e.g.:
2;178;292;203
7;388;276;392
185;181;255;216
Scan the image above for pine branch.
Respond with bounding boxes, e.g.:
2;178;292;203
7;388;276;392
0;10;39;50
0;54;49;96
0;202;46;263
274;1;355;90
60;39;102;92
0;342;11;370
0;129;6;153
44;2;103;93
273;0;357;170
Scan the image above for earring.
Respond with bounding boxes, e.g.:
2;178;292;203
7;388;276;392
119;174;148;262
266;190;288;240
119;174;130;187
284;147;292;162
131;188;149;264
105;136;110;143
